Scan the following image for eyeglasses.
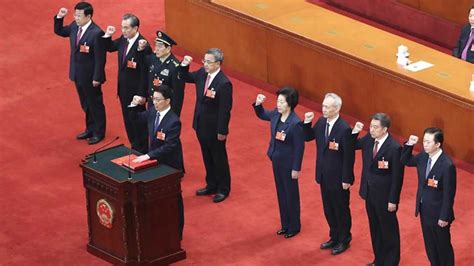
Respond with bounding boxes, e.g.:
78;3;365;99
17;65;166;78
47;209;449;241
202;59;217;65
152;97;165;102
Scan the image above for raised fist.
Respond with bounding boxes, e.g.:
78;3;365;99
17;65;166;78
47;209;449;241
407;135;419;145
182;55;193;66
255;94;266;105
353;121;364;133
57;8;68;18
105;26;116;36
304;112;314;123
138;39;147;51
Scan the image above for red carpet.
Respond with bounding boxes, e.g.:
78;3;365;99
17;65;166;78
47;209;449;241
0;1;473;265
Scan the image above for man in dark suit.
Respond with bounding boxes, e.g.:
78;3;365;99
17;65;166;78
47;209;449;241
131;85;185;238
54;2;107;144
102;14;152;154
453;5;474;63
139;31;185;116
301;93;355;255
401;128;456;266
351;113;404;266
180;49;233;203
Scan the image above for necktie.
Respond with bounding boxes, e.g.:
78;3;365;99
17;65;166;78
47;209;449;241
203;74;211;96
324;122;330;144
372;140;379;159
461;28;474;61
425;157;432;179
76;27;83;47
153;111;160;132
122;40;129;63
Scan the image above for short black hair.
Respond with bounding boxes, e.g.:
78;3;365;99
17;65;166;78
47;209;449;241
424;127;444;147
371;113;391;129
75;2;93;17
123;13;140;28
154;85;173;102
276;86;299;110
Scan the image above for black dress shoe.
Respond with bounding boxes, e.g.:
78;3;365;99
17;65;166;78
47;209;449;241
87;136;104;145
284;231;299;239
76;131;92;140
213;193;227;203
276;229;287;235
196;187;217;196
320;239;337;249
331;242;349;255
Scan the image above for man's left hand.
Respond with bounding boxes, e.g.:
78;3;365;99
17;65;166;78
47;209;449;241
388;202;397;212
133;154;150;163
92;80;101;87
217;134;227;141
438;219;449;227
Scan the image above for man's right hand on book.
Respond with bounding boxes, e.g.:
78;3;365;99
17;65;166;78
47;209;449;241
133;154;150;163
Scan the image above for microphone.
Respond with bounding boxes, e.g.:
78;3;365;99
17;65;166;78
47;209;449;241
92;136;120;163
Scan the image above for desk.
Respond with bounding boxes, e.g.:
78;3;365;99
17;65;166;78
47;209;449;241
165;0;474;163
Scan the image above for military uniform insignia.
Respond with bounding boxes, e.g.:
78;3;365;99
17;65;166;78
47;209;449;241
149;64;154;72
173;61;179;67
160;69;170;76
158;31;162;38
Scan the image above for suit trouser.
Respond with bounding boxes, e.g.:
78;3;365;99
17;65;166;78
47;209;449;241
197;134;231;195
118;90;148;154
420;205;455;266
272;161;301;234
366;187;400;266
75;82;106;138
320;178;352;244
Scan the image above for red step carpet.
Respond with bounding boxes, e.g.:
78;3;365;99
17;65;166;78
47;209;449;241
0;1;472;265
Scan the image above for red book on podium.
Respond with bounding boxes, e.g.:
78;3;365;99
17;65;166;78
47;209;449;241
111;154;157;171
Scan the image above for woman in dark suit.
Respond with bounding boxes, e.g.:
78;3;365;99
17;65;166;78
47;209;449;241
253;86;305;238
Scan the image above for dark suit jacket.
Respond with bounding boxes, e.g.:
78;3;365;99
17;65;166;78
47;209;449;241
182;66;233;139
131;108;184;171
302;117;355;188
351;133;404;204
253;104;305;171
104;34;152;98
54;17;106;85
400;145;456;224
453;24;474;63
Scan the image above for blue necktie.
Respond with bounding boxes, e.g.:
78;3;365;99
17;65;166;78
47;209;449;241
425;157;432;179
153;111;160;132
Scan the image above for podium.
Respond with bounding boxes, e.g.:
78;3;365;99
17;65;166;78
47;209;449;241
80;145;186;265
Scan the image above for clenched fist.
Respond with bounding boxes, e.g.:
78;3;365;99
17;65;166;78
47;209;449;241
407;135;419;145
137;39;147;51
181;55;193;66
304;112;314;123
255;94;266;105
105;26;116;36
57;8;68;18
352;121;364;134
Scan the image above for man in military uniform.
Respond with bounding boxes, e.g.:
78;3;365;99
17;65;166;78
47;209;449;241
138;31;185;116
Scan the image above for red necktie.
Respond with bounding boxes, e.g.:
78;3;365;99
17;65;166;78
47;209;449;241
122;40;129;63
203;74;211;96
76;27;83;47
372;140;379;159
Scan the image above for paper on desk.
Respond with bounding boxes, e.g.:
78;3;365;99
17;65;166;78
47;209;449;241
404;61;434;72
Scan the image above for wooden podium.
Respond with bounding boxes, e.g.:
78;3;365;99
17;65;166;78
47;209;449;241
80;145;186;265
